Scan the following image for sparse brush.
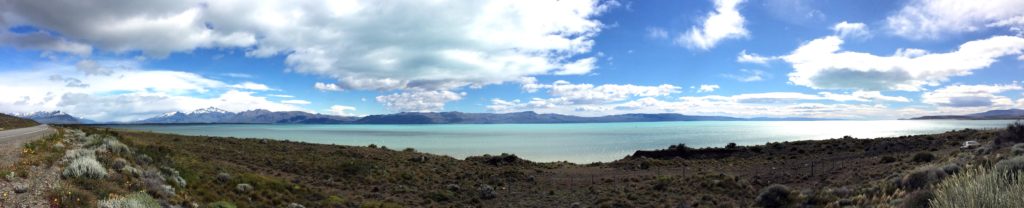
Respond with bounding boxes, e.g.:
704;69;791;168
62;155;108;179
931;167;1024;208
63;149;96;161
901;166;947;190
1012;144;1024;156
97;192;160;208
994;156;1024;177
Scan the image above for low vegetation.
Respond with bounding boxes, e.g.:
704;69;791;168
15;120;1022;207
0;113;38;130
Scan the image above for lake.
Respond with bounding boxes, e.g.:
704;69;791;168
107;120;1017;163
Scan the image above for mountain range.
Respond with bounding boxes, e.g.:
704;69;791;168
136;107;359;124
909;109;1024;120
16;111;94;124
13;107;840;124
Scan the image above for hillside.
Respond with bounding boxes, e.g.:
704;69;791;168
18;111;89;124
137;107;358;124
0;113;38;130
21;122;1021;207
911;109;1024;120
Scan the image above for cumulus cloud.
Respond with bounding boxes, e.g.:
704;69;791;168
724;69;768;82
313;82;343;92
376;90;465;112
886;0;1024;39
230;81;272;91
677;0;748;50
737;50;774;64
783;35;1024;91
328;105;357;116
697;84;719;93
922;83;1022;107
832;21;870;39
0;1;257;57
0;60;307;122
0;0;616;93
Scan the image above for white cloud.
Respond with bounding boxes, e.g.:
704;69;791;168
646;27;668;39
886;0;1024;39
677;0;748;50
375;90;465;112
697;84;719;93
783;35;1024;91
74;59;114;76
522;80;681;104
268;94;294;98
280;100;311;105
737;50;774;64
0;0;616;92
724;69;768;82
922;83;1022;107
328;105;357;116
222;73;254;78
314;82;343;92
0;1;257;57
0;61;306;121
489;91;914;119
832;21;870;39
230;81;272;91
555;57;597;75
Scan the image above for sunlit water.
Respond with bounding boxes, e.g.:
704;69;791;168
107;120;1017;163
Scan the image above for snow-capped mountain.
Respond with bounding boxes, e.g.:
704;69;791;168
17;111;91;124
136;107;358;124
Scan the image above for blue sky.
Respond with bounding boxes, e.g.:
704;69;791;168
1;0;1023;122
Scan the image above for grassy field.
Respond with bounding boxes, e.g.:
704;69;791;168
31;121;1024;207
0;113;38;130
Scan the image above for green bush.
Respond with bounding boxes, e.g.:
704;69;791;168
931;168;1024;208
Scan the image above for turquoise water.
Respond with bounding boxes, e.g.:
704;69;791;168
108;120;1017;163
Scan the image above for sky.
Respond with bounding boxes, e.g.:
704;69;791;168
1;0;1023;122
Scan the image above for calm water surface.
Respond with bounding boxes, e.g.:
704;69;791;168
108;120;1016;163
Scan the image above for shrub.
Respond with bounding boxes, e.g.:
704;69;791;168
478;184;497;199
756;184;794;208
63;149;95;161
880;156;897;164
901;166;947;190
236;183;254;193
207;201;238;208
994;156;1024;177
911;152;936;163
216;172;232;183
101;138;132;155
62;155;108;179
996;121;1024;144
901;190;934;208
110;158;128;170
1012;144;1024;156
941;163;961;175
97;192;160;208
931;168;1024;208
